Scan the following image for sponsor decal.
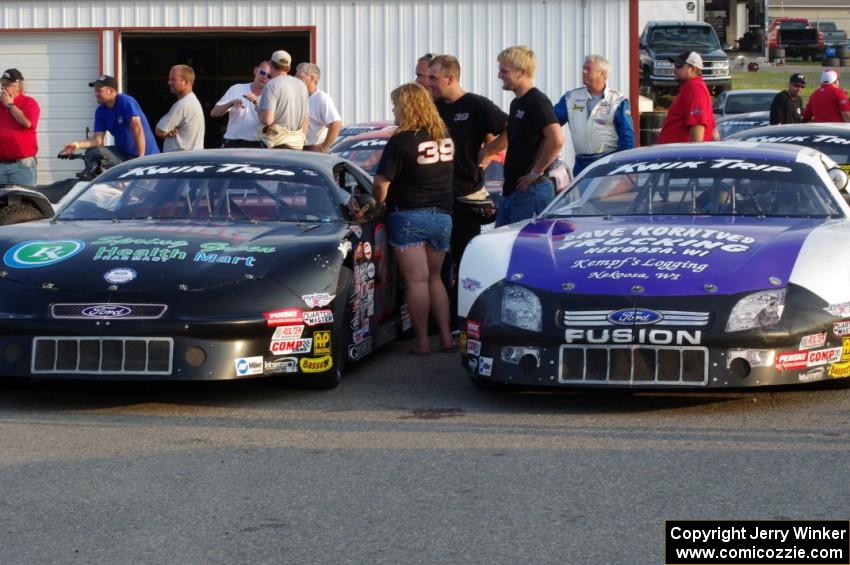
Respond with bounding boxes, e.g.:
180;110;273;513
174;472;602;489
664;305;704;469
94;246;187;263
348;337;373;361
351;226;363;239
339;241;352;258
479;356;493;377
303;309;333;326
93;236;187;248
775;351;808;371
606;159;792;176
824;302;850;318
558;227;754;256
468;357;478;372
193;251;256;267
4;240;85;269
364;242;372;260
302;293;335;308
401;304;412;332
843;337;850;361
199;242;275;254
807;347;841;367
104;268;137;284
607;308;663;326
264;357;298;374
564;309;709;327
313;331;332;355
118;163;297;179
467;339;482;356
833;321;850;336
467;320;481;340
81;304;132;318
273;325;304;339
269;339;312;355
264;308;303;326
459;332;468;354
366;262;376;279
799;332;827;350
352;327;370;344
235;356;263;376
461;277;482;292
564;328;702;345
828;361;850;379
798;367;825;382
300;355;333;373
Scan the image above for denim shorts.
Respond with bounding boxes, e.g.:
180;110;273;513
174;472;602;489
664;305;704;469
387;207;452;252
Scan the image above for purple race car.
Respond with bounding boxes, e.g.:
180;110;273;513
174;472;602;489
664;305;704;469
458;142;850;389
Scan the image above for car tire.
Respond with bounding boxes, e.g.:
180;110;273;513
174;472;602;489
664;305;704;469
770;48;785;61
823;57;840;67
301;266;353;390
841;57;850;67
0;203;45;226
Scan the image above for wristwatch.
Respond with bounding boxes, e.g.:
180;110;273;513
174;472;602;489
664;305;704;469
5;103;14;109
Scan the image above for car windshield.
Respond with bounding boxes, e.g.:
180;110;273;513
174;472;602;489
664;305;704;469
648;26;721;49
777;21;807;30
544;158;841;218
56;163;342;222
723;93;776;114
330;136;389;176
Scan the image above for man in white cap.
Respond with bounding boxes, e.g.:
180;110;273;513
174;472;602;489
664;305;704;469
657;50;717;143
258;49;309;149
803;70;850;123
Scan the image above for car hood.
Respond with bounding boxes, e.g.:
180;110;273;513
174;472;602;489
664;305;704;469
0;220;350;294
505;216;824;296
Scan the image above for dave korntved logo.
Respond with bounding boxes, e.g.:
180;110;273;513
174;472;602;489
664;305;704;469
665;520;849;565
3;240;85;269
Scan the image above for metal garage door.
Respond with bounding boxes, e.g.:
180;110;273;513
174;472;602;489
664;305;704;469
0;32;98;184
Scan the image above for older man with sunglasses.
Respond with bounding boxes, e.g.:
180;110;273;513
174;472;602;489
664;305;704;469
657;50;717;143
210;60;272;148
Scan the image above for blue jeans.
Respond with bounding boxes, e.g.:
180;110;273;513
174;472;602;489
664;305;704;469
495;178;554;227
0;156;37;186
387;207;452;252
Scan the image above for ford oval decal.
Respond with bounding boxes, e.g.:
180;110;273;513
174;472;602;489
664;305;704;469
607;308;664;325
81;305;133;318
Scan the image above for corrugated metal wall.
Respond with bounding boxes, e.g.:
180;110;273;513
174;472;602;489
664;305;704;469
1;0;630;126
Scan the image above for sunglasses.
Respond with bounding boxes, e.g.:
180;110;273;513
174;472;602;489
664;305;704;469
673;62;685;69
258;69;271;77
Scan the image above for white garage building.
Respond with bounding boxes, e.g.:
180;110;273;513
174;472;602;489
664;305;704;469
0;0;635;183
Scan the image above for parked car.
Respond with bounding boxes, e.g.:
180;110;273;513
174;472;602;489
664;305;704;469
640;20;732;96
811;20;847;51
0;149;406;388
458;142;850;390
715;111;770;140
713;89;778;118
767;17;824;60
726;122;850;174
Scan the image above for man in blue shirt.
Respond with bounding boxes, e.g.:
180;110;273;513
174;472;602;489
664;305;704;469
62;75;158;166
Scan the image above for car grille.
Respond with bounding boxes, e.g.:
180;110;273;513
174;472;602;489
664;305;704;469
703;62;729;77
31;337;174;375
50;303;168;320
559;345;708;385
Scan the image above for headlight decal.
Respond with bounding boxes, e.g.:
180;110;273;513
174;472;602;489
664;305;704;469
725;289;786;332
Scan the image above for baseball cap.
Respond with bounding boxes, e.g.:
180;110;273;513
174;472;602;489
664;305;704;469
1;68;23;82
669;50;704;70
821;70;838;84
789;73;806;86
270;50;292;67
88;75;118;89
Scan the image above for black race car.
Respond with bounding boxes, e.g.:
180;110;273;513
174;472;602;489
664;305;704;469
726;122;850;174
0;150;408;388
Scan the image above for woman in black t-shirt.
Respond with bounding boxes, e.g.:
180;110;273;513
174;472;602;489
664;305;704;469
374;83;456;356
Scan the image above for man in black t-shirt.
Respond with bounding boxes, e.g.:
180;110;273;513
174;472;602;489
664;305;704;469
482;45;564;226
769;73;806;125
428;55;508;264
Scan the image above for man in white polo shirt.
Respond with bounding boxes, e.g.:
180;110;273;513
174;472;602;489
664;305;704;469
210;60;272;148
296;63;342;152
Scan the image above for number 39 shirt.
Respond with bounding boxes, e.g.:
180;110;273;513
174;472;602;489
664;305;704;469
376;128;454;213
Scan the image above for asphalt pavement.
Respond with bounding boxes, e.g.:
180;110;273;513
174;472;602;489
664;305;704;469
1;340;849;564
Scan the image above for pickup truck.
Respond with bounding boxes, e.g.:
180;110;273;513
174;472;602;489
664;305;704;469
767;17;824;60
639;20;731;96
811;20;847;51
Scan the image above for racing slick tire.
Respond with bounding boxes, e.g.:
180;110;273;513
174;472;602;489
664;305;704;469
0;203;45;226
300;266;353;390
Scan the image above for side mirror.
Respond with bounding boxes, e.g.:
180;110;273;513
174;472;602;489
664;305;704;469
829;167;849;191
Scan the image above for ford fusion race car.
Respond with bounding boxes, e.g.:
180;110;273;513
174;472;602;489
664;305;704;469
726;122;850;174
0;150;407;388
458;142;850;389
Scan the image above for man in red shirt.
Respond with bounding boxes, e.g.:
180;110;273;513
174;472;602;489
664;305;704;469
802;70;850;123
657;51;716;143
0;68;40;186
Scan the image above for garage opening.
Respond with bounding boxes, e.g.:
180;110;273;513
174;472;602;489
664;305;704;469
122;30;312;149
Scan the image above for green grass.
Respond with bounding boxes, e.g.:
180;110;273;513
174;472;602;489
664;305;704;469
731;69;815;102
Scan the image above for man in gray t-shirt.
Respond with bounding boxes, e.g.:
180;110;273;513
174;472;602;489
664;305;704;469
156;64;205;152
258;50;309;149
